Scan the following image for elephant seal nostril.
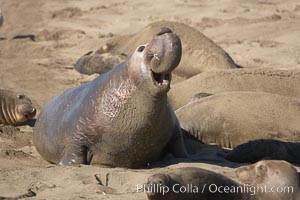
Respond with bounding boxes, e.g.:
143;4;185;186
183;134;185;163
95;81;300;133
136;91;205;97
156;27;173;36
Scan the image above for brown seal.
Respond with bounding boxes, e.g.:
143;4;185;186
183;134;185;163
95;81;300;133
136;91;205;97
74;50;127;75
235;160;300;200
145;167;255;200
102;21;239;79
176;91;300;148
33;27;188;167
169;68;300;110
225;139;300;164
0;89;36;125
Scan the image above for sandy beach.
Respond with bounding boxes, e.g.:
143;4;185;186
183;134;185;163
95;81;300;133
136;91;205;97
0;0;300;199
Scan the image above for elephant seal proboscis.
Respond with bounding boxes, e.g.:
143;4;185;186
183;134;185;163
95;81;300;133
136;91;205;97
0;89;36;125
225;139;300;164
235;160;300;200
176;91;300;148
145;167;255;200
33;27;188;167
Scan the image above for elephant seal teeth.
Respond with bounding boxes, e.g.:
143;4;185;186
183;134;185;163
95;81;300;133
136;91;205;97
151;71;171;88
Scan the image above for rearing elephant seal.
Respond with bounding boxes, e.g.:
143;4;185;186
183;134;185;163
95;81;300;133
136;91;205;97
0;89;36;125
33;27;188;167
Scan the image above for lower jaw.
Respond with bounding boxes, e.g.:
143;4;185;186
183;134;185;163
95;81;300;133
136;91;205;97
150;71;171;90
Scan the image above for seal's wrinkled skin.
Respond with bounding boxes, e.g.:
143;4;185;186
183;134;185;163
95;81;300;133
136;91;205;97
0;89;36;125
33;27;188;167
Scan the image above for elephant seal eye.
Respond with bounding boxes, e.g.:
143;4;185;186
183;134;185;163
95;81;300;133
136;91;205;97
17;94;25;99
137;46;145;52
258;165;267;171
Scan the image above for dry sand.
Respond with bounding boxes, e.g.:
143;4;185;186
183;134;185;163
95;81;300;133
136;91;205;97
0;0;300;199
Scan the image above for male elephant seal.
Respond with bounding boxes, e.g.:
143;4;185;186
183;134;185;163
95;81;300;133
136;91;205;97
225;139;300;164
235;160;300;200
176;91;300;148
33;27;188;167
145;167;255;200
0;89;36;125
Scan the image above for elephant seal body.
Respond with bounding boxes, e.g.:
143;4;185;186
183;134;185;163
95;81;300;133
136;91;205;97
145;167;255;200
169;68;300;110
226;139;300;164
33;28;188;167
235;160;300;200
176;92;300;148
0;89;36;125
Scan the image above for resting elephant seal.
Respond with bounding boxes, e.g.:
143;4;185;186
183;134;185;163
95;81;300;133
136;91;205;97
103;21;239;79
0;89;36;125
145;167;255;200
169;68;300;110
235;160;300;200
33;27;188;167
176;91;300;148
74;50;126;75
225;139;300;164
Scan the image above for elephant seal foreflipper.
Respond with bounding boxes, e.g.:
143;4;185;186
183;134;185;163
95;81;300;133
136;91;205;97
145;167;255;200
190;92;213;101
225;139;300;164
33;27;188;168
0;189;36;200
235;160;300;200
176;91;300;148
0;89;36;125
0;8;3;27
